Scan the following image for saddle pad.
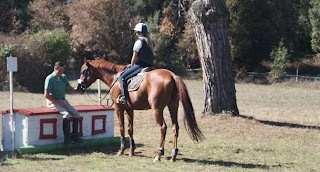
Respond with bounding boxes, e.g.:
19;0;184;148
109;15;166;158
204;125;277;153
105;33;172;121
128;73;146;92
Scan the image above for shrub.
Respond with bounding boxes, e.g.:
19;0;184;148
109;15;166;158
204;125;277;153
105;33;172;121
0;29;71;92
29;29;71;66
269;41;289;82
309;0;320;54
148;2;186;72
0;3;14;33
174;17;199;69
69;0;131;63
0;43;15;60
0;35;17;90
29;0;70;32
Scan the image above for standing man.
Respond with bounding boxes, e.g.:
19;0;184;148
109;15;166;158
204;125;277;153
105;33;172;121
44;61;83;144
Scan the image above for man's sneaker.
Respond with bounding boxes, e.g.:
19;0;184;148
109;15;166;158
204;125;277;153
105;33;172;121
116;95;127;104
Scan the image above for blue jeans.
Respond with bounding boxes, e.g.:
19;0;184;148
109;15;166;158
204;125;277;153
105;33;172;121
118;64;146;99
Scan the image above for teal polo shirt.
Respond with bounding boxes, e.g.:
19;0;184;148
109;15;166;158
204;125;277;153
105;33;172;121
44;72;70;99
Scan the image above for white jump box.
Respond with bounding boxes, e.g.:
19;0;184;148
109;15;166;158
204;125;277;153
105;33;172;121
1;105;114;151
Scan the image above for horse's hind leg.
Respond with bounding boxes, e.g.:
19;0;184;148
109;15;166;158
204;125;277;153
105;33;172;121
168;99;179;162
126;109;135;156
153;108;167;162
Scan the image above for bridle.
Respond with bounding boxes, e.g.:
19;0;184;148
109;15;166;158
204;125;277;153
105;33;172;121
77;64;90;91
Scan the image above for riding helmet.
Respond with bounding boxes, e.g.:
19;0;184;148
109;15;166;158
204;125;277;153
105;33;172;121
133;23;149;33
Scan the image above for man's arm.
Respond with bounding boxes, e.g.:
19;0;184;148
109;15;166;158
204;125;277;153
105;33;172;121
66;85;78;94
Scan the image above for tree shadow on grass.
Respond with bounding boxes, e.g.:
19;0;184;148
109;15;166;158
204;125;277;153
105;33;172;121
236;114;320;130
179;157;281;169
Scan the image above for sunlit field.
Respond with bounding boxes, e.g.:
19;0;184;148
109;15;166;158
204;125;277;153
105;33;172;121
1;79;320;171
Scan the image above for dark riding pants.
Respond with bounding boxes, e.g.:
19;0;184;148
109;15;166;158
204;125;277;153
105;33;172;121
118;64;146;99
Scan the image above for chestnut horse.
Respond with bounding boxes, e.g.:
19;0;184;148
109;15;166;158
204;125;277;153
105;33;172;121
77;59;204;162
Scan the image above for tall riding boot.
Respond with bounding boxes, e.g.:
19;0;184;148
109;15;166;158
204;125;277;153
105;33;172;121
119;78;126;97
63;118;72;144
117;78;128;104
123;81;129;101
71;118;83;143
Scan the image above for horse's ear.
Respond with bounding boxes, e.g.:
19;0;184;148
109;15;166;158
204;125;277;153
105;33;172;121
83;56;87;63
86;61;92;67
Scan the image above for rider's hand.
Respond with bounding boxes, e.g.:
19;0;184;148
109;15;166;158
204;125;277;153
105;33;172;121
126;64;132;68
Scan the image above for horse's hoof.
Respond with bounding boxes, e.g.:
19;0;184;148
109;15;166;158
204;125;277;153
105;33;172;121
153;156;161;162
117;150;125;156
129;151;135;157
170;157;176;162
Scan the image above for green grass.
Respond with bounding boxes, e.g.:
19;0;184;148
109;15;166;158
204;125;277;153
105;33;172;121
1;80;320;171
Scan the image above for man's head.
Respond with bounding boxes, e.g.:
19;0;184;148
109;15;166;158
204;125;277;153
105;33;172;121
54;61;65;77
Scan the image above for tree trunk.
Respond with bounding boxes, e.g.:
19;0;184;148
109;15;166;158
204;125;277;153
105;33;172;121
187;0;239;115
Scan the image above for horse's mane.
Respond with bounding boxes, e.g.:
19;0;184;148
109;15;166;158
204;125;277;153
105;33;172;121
90;59;126;73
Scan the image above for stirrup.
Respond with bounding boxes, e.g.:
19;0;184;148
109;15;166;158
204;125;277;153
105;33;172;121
116;95;127;104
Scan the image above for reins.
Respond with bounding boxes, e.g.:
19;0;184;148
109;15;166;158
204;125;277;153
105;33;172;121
80;60;128;107
84;78;118;107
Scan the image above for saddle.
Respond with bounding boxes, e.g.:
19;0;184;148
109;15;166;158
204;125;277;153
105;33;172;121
127;67;154;92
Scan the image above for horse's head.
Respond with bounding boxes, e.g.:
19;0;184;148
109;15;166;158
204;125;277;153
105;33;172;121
77;61;98;94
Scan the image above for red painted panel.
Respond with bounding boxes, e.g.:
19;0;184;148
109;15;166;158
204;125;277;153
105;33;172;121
91;115;107;135
39;118;57;139
19;108;57;116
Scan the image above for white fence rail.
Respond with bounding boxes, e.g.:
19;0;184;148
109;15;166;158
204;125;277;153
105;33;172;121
187;68;320;82
248;72;320;82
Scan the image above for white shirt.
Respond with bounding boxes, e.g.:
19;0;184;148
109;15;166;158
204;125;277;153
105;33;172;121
133;37;146;52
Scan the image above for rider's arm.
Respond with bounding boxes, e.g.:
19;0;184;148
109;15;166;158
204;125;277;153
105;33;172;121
131;52;138;66
131;39;142;66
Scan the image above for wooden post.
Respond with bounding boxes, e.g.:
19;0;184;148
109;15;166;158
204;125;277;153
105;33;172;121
97;79;101;105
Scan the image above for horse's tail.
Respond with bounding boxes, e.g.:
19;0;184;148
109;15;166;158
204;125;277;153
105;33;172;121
172;75;204;142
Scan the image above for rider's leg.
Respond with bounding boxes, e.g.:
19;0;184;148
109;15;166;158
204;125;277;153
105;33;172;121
118;65;144;103
119;78;127;98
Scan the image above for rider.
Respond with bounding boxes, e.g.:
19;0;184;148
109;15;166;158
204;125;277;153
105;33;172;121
117;22;154;104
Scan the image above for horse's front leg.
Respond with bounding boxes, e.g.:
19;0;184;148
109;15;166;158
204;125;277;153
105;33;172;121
126;109;135;156
153;109;167;162
116;107;126;156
